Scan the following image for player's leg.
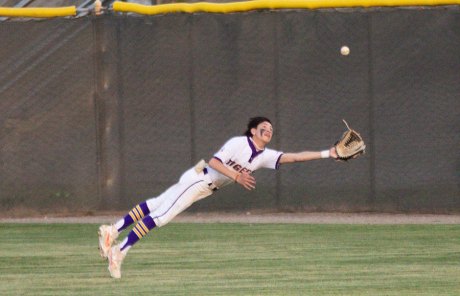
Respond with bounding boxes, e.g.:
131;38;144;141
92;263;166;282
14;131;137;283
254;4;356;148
98;201;150;258
108;184;212;279
98;184;179;258
116;173;212;254
150;167;214;227
107;169;213;278
107;215;156;279
114;182;183;232
114;202;150;232
152;182;212;227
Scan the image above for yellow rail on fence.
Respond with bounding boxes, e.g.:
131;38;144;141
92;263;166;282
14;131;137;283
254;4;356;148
0;0;458;18
0;6;76;18
113;0;460;15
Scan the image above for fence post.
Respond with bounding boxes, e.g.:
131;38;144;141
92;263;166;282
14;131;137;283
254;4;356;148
93;16;123;210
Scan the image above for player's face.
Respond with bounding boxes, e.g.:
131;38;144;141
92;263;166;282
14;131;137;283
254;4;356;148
252;121;273;145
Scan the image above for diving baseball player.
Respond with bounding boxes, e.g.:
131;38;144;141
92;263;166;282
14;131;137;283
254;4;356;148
98;116;338;278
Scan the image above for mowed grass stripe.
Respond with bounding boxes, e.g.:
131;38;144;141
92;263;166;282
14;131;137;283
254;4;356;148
0;223;459;295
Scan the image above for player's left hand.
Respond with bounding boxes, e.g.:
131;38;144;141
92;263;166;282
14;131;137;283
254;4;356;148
236;172;256;191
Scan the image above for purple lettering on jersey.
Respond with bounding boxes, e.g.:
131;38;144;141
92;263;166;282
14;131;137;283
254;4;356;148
226;159;253;174
241;167;251;174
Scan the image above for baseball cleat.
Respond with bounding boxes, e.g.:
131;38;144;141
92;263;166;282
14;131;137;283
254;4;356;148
107;245;125;279
98;225;119;259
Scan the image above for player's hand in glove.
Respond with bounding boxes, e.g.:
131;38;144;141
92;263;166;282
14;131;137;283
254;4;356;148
334;120;366;161
329;146;338;159
235;172;256;191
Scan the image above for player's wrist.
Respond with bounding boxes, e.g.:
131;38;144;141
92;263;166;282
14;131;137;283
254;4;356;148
234;173;241;183
321;150;330;159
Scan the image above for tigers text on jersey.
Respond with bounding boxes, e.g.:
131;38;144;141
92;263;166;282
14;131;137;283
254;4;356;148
206;136;283;188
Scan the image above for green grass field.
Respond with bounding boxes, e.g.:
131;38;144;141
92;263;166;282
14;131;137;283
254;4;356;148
0;223;459;295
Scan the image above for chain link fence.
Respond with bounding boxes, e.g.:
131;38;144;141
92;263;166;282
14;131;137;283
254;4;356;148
0;7;459;215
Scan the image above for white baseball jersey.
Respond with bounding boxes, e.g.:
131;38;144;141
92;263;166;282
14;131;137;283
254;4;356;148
206;136;283;188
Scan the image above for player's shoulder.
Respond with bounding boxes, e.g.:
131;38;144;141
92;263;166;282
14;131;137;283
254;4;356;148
264;147;282;155
225;136;247;145
221;136;248;150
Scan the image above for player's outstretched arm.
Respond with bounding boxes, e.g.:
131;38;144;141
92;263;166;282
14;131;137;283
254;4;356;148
279;147;338;164
208;157;256;190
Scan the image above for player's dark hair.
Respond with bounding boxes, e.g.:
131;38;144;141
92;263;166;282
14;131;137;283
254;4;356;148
244;116;272;137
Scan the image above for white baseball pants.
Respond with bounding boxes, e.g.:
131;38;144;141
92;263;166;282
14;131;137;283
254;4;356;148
145;167;215;227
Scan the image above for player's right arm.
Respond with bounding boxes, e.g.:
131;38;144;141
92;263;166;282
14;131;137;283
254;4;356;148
208;157;256;191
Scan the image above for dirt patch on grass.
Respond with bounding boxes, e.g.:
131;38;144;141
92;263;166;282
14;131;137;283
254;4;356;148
1;211;459;224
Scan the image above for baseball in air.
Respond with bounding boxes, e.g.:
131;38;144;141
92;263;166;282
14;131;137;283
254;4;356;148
340;46;350;56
